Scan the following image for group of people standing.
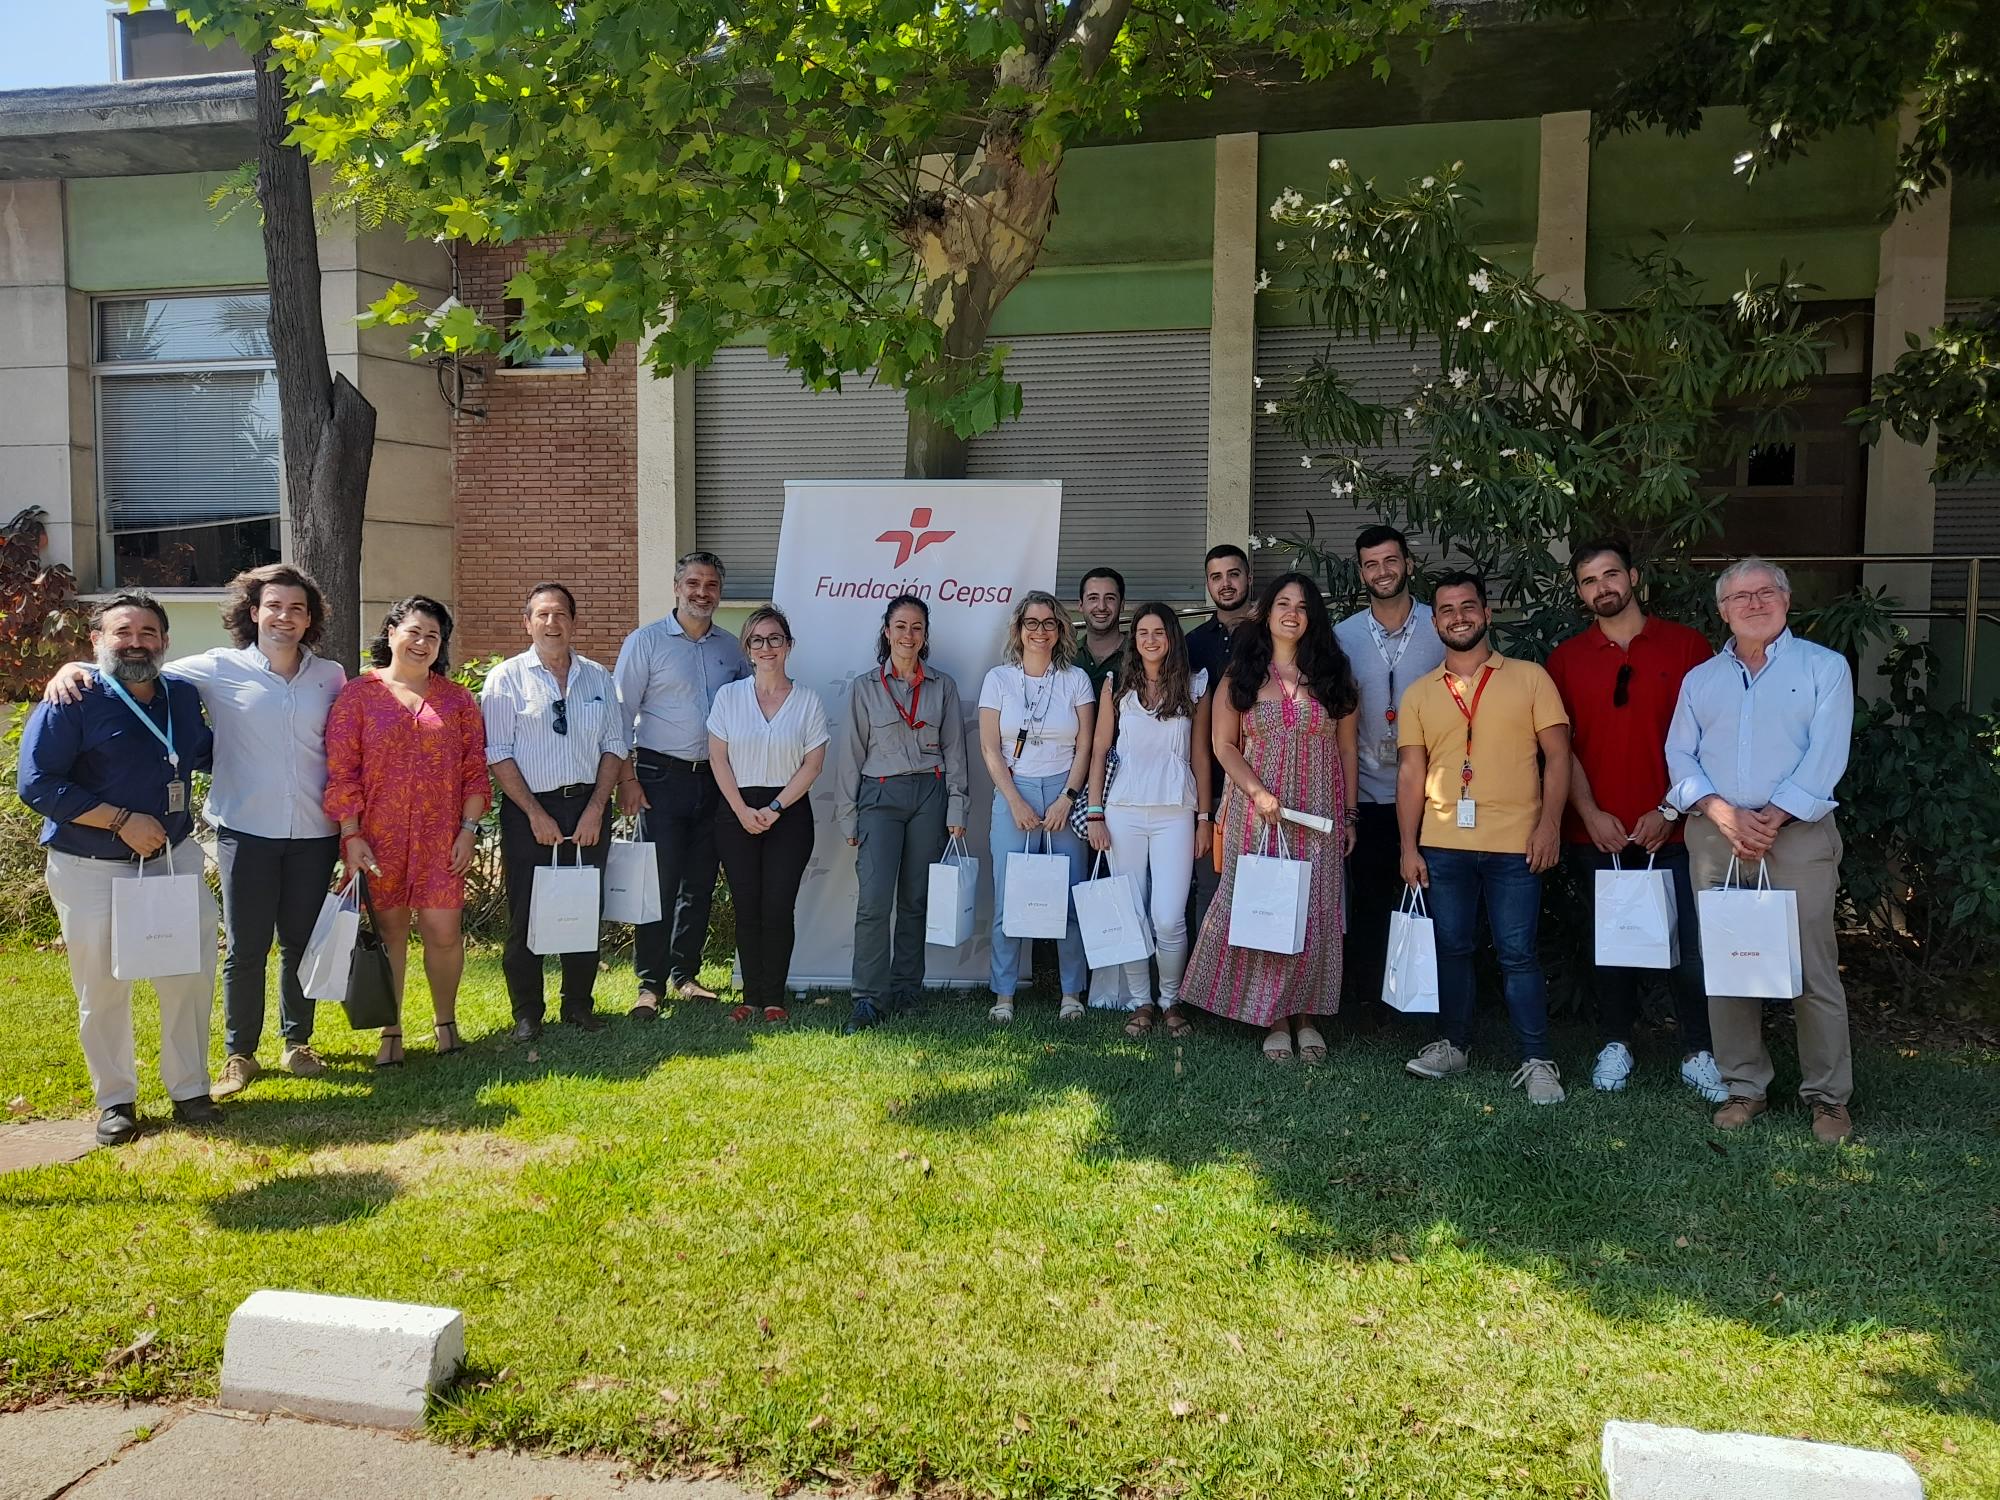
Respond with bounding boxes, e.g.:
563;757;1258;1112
17;524;1857;1149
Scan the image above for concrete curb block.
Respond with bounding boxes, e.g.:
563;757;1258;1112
1602;1420;1924;1499
219;1290;464;1431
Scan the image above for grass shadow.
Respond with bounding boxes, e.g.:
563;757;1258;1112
206;1167;398;1231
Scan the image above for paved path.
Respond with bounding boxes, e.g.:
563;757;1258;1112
0;1118;94;1176
0;1402;764;1500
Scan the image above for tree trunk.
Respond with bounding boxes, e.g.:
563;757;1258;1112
899;131;1060;480
254;49;375;671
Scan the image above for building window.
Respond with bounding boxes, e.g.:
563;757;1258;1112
500;297;586;371
95;291;283;590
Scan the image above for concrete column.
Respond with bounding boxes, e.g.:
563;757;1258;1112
1862;113;1952;636
1533;111;1591;309
634;333;694;622
1207;132;1257;556
0;181;93;584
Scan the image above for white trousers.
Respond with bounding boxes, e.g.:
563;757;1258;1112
47;839;218;1110
1103;804;1197;1005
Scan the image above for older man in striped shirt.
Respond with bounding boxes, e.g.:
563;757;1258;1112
482;583;628;1040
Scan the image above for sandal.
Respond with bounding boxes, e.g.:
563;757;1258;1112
988;999;1015;1025
763;1006;789;1023
375;1030;405;1069
1124;1003;1159;1039
1162;1006;1195;1040
729;1003;755;1024
1261;1029;1295;1064
432;1021;463;1056
1296;1025;1327;1067
1058;995;1087;1023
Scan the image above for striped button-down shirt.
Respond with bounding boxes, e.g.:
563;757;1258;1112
481;648;626;794
1665;629;1852;823
612;612;748;759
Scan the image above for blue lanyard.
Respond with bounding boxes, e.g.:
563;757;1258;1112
98;671;178;770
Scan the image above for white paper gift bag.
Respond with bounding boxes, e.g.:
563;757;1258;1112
1074;854;1155;969
1594;855;1680;970
1698;857;1802;1001
1381;885;1439;1014
925;833;979;947
1228;825;1312;956
1002;830;1072;940
298;874;362;1001
110;849;203;981
529;841;602;955
602;815;662;926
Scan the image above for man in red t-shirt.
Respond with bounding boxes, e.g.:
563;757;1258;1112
1546;540;1722;1103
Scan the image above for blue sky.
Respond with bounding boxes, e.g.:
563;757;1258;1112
1;2;119;92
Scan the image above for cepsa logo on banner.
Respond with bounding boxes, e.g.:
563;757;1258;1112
812;507;1016;607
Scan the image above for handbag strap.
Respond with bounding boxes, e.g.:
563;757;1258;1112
356;870;383;933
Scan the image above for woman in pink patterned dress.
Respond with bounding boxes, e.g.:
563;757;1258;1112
1180;573;1359;1064
325;596;489;1066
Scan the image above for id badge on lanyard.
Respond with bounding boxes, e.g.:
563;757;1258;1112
1444;665;1494;830
102;671;183;813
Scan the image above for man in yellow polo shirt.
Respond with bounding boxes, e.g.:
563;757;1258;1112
1395;571;1572;1103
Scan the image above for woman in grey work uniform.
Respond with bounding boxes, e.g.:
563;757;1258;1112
833;594;969;1034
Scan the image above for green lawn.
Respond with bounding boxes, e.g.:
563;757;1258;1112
2;945;1996;1498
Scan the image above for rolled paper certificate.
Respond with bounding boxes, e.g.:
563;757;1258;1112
1281;808;1334;834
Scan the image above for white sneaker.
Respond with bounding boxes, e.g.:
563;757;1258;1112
1405;1040;1468;1079
1591;1042;1635;1092
1510;1058;1566;1105
1680;1050;1728;1104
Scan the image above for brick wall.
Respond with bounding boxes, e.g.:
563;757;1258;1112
451;243;638;665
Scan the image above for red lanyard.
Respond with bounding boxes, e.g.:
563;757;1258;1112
1442;664;1494;788
882;664;926;731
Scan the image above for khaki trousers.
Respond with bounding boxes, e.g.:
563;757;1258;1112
1686;814;1852;1106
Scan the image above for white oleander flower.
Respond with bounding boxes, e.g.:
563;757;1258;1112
1300;455;1314;468
1500;447;1518;458
1482;319;1498;334
1403;406;1417;420
1456;315;1473;329
1253;374;1263;389
1467;269;1491;293
1428;464;1442;477
1733;150;1754;171
1421;176;1436;188
1451;459;1463;471
1275;240;1286;251
1447;366;1470;388
1329;157;1347;170
1256;270;1271;292
1263;400;1279;415
1247;535;1264;550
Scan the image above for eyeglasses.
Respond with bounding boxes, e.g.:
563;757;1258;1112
744;633;790;650
551;698;568;736
1720;587;1785;609
1613;663;1632;708
1021;618;1061;634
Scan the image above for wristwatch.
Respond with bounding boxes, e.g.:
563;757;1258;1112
460;818;482;836
1655;801;1681;823
1063;786;1084;802
767;798;785;814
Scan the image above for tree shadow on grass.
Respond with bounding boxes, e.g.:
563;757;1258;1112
884;1002;2000;1428
206;1167;398;1231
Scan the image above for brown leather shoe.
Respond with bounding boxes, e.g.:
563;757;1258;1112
1712;1096;1768;1130
1810;1101;1854;1144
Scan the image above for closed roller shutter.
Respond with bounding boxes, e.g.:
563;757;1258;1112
1931;299;1999;601
1252;326;1439;579
693;330;1210;600
693;350;907;598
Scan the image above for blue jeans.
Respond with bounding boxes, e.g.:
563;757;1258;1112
1425;846;1552;1061
989;772;1089;997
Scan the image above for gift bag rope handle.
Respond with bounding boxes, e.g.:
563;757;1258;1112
1398;883;1429;919
1720;854;1775;892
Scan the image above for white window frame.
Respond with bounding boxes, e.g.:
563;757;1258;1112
91;286;286;595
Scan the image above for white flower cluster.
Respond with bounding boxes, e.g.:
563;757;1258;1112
1448;366;1470;388
1329;476;1355;499
1256;270;1272;293
1268;187;1306;221
1263;400;1279;415
1246;534;1283;551
1467;269;1491;294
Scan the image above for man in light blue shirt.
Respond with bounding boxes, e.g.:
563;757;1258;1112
612;551;749;1016
1333;525;1445;1018
1665;557;1854;1143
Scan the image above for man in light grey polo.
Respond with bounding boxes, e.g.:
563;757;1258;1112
613;551;748;1018
1333;524;1444;1020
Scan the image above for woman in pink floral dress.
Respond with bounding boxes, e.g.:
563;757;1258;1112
1181;573;1359;1064
325;596;489;1065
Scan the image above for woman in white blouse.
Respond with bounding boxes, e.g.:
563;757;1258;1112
706;606;829;1023
977;591;1098;1023
1086;604;1213;1038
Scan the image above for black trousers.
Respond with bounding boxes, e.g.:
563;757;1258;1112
714;786;816;1009
500;788;609;1022
1340;802;1403;1020
217;826;341;1056
633;750;721;994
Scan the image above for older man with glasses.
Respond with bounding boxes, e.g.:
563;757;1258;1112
613;551;749;1018
1666;557;1856;1143
483;583;628;1039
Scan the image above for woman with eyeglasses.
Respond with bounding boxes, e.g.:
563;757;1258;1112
325;595;489;1067
706;606;829;1024
977;591;1098;1023
832;593;970;1034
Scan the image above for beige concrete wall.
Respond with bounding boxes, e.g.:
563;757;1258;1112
1534;112;1591;310
0;181;96;585
634;330;694;622
1207;133;1257;553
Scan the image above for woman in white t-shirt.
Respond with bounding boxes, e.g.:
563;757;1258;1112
1085;603;1213;1038
976;590;1098;1023
706;606;829;1024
